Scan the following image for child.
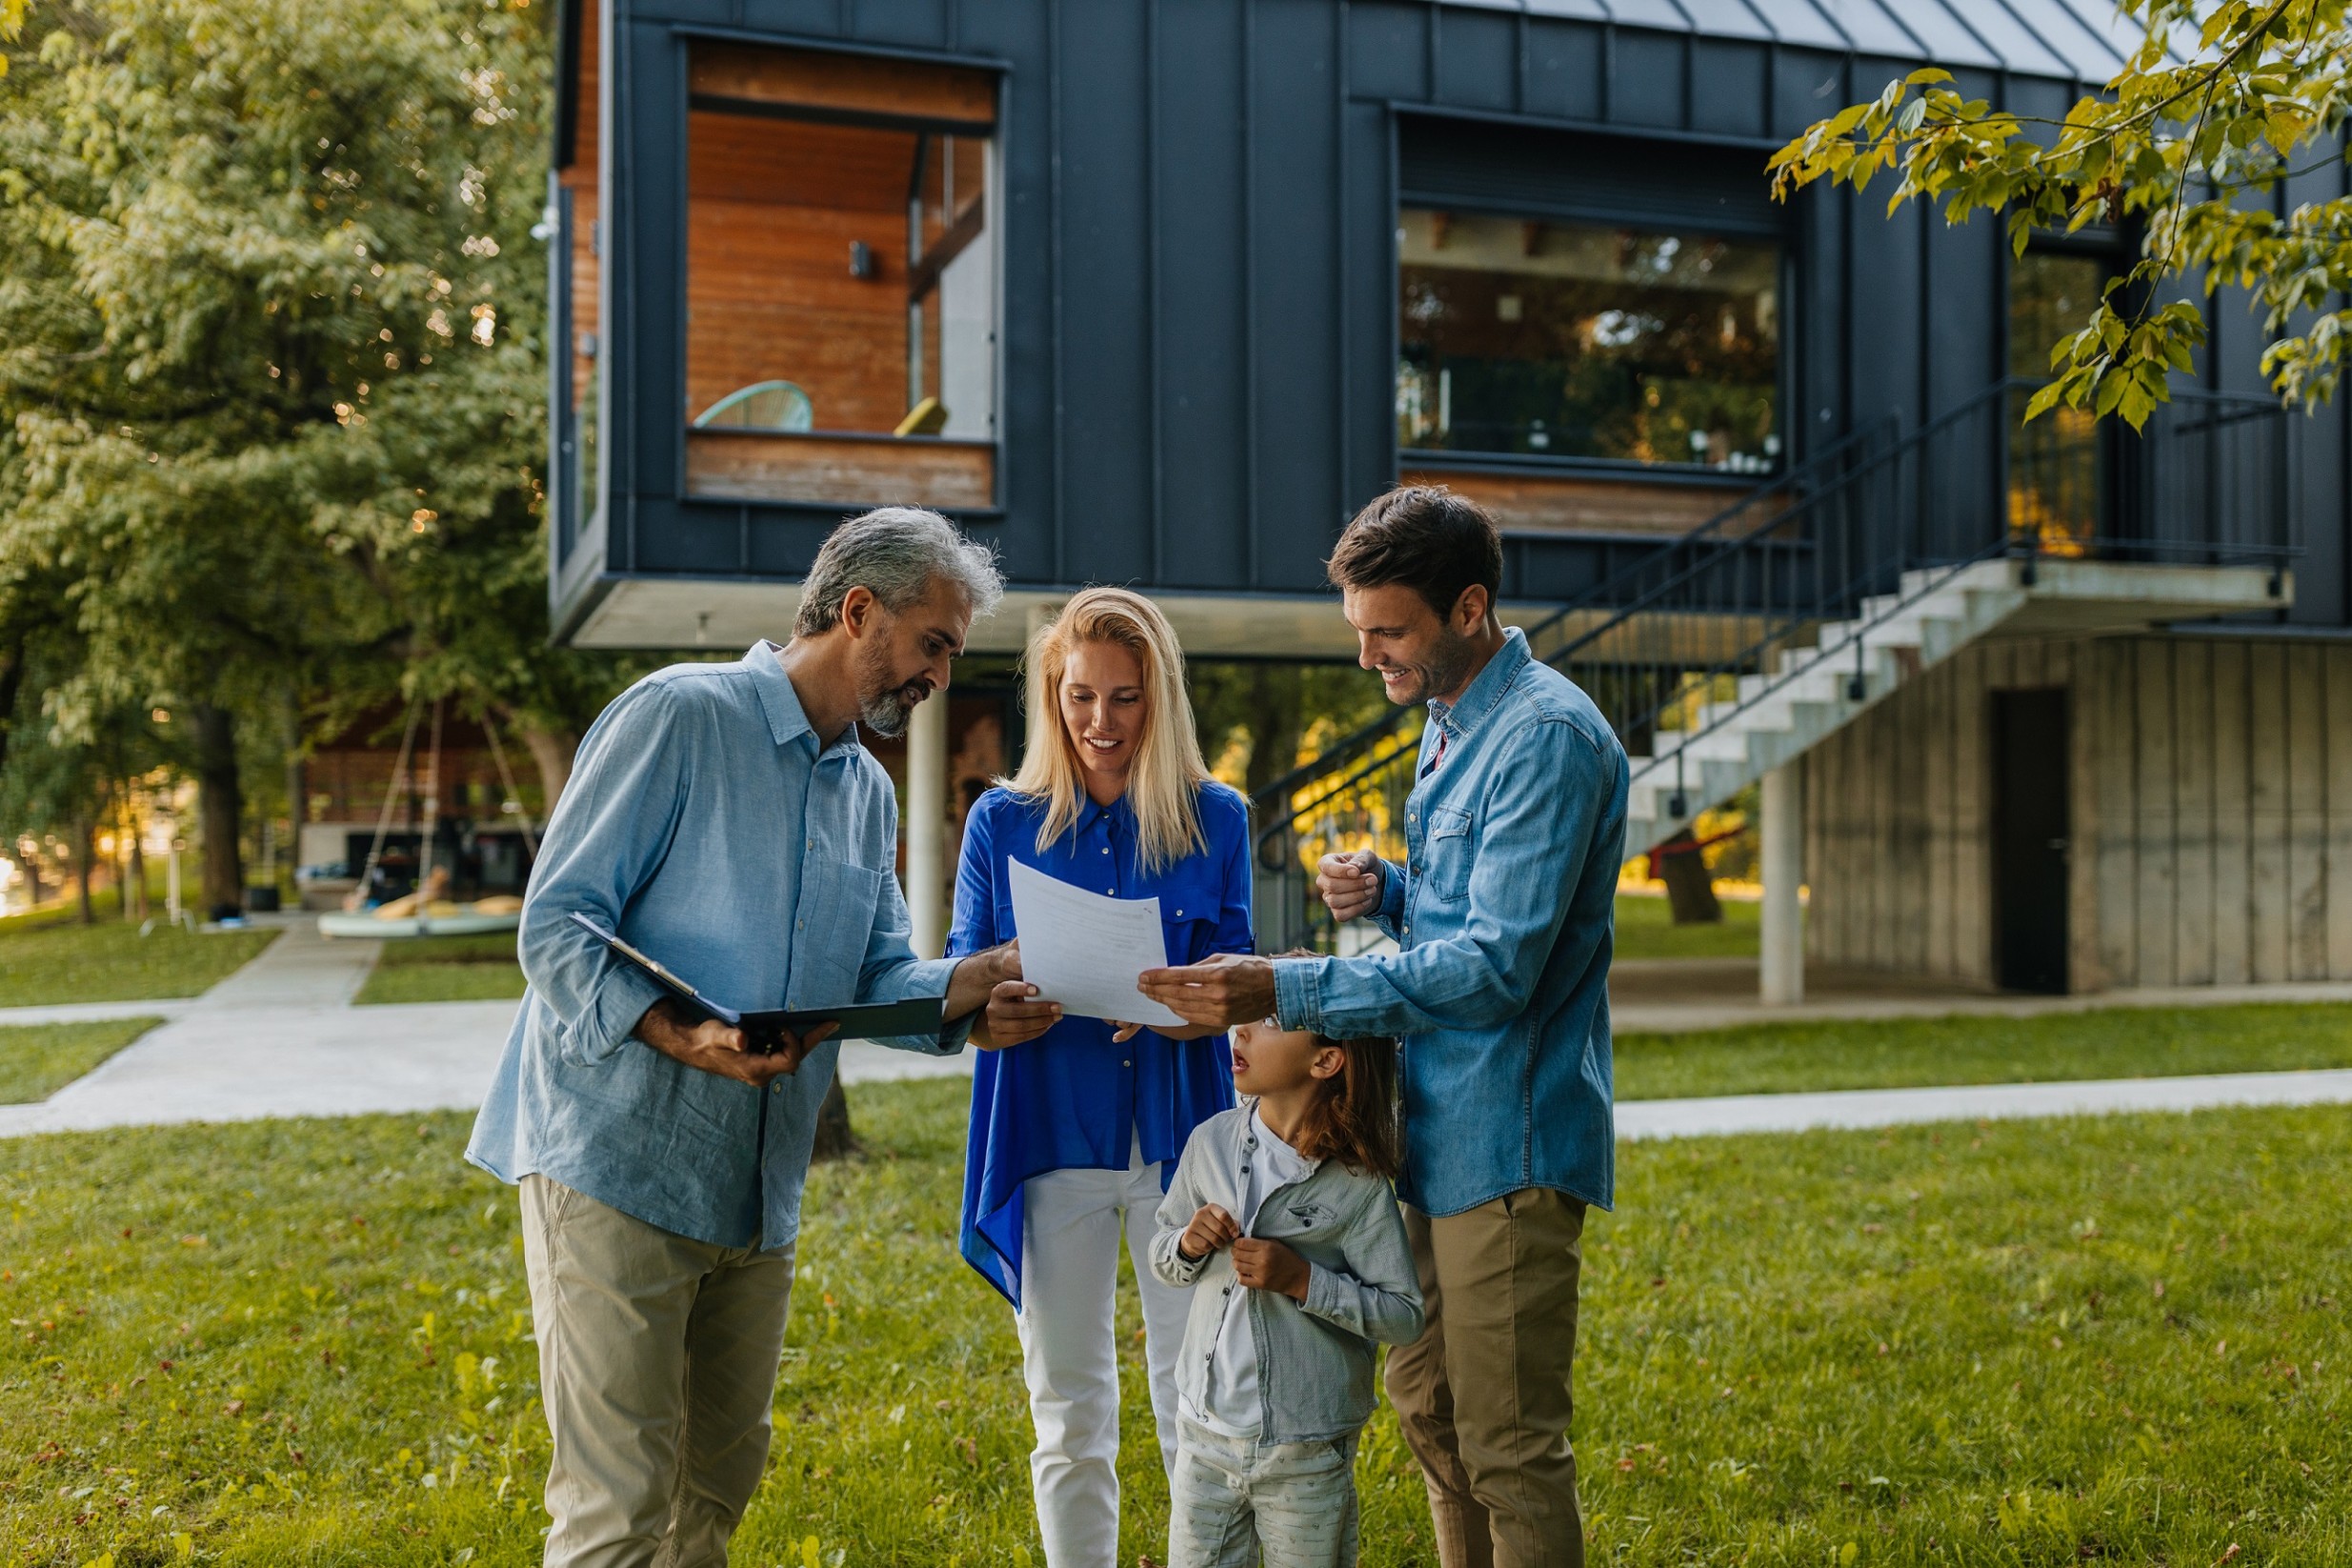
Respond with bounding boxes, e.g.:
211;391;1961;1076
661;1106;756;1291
1149;1002;1423;1568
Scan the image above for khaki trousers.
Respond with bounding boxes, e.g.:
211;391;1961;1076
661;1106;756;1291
1383;1188;1587;1568
519;1176;796;1568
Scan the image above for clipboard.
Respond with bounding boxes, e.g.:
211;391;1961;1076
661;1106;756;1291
568;911;947;1051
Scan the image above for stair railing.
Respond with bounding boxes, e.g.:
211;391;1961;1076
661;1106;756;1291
1250;377;2300;951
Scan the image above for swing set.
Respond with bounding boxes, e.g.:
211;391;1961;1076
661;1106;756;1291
314;695;542;939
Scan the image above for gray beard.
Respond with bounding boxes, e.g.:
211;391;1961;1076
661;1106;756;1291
859;685;920;738
852;634;928;738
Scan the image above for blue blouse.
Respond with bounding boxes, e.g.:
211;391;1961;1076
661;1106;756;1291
951;781;1253;1306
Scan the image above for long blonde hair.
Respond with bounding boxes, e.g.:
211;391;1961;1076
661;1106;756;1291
1004;587;1211;872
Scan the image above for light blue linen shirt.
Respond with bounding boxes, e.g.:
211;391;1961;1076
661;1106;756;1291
1271;628;1628;1217
465;642;965;1251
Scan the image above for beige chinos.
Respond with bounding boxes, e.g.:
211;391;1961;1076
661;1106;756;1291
520;1175;796;1568
1383;1187;1587;1568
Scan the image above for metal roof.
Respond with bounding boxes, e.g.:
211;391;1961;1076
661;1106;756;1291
1451;0;2185;84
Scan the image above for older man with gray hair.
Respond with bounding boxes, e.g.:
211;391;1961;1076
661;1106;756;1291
468;507;1020;1568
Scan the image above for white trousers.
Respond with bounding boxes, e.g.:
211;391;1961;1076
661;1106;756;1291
1016;1138;1193;1568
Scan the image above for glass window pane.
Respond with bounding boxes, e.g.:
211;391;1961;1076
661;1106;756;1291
689;111;933;433
684;46;995;441
2007;250;2106;553
1397;208;1781;473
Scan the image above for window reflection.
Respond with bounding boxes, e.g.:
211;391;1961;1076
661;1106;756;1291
2007;250;2106;556
680;43;997;508
687;108;994;439
1397;209;1781;472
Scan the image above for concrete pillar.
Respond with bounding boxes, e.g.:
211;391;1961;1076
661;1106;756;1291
1759;759;1804;1005
907;691;949;959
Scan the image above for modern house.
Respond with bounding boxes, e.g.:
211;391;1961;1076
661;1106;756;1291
544;0;2352;998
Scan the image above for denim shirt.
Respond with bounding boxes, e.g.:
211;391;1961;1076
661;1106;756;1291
465;643;965;1252
951;783;1250;1305
1271;629;1627;1216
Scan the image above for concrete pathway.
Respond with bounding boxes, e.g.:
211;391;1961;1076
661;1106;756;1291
1619;1066;2352;1139
0;919;988;1138
8;929;2352;1140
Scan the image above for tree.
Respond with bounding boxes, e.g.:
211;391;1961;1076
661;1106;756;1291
1190;663;1389;801
1770;0;2352;426
0;0;602;909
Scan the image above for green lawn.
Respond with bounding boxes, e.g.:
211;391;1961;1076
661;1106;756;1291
353;934;526;1007
8;1083;2352;1563
1613;892;1760;959
1618;1000;2352;1100
0;1017;165;1103
0;923;275;1007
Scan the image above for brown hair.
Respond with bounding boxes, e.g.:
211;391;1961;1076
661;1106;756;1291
1326;485;1503;624
1275;951;1402;1180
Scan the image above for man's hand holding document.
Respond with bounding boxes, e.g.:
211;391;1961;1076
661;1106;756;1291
1006;859;1189;1035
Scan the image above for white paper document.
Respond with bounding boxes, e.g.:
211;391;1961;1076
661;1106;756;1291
1008;858;1188;1030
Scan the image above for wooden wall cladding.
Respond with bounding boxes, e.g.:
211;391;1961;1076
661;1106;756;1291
685;431;994;510
687;111;915;431
690;40;996;129
1400;468;1760;535
1803;633;2352;993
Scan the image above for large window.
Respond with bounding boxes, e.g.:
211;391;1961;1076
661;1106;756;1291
1397;208;1781;473
684;44;997;509
2007;250;2107;554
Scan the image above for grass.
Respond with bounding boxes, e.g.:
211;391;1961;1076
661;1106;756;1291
8;1084;2352;1563
352;934;526;1007
0;1018;165;1104
0;923;274;1007
1618;1000;2352;1101
1613;892;1760;960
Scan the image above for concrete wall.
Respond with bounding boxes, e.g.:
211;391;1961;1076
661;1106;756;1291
1803;633;2352;993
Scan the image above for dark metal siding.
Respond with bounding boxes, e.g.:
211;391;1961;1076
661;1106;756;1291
556;0;2347;632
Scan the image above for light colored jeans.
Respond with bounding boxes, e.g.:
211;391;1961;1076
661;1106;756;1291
519;1175;794;1568
1016;1138;1191;1568
1168;1417;1361;1568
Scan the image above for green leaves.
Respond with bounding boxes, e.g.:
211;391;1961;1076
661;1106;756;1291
1775;0;2352;423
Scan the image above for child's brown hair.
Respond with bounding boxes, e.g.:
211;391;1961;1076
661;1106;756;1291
1276;950;1402;1180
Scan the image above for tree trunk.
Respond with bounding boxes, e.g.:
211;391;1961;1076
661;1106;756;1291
810;1076;857;1161
520;724;580;816
192;702;245;919
1240;667;1308;801
1658;829;1724;925
73;813;94;925
125;798;148;922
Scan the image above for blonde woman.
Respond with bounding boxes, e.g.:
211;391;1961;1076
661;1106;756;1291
949;587;1252;1568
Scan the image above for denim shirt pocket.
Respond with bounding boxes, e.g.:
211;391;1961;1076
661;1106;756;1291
806;860;886;992
1422;804;1476;902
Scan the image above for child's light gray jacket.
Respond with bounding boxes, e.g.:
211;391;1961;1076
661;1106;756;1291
1150;1105;1425;1444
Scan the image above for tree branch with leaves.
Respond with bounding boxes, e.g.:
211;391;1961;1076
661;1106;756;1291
1770;0;2352;426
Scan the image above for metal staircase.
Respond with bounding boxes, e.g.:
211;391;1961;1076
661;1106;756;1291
1251;377;2300;950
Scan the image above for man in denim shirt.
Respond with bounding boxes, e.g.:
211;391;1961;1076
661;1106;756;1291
1143;487;1627;1568
467;508;1022;1568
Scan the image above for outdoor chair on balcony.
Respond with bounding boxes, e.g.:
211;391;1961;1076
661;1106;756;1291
692;380;814;432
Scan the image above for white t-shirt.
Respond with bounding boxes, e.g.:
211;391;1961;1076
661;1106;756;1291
1187;1104;1315;1438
